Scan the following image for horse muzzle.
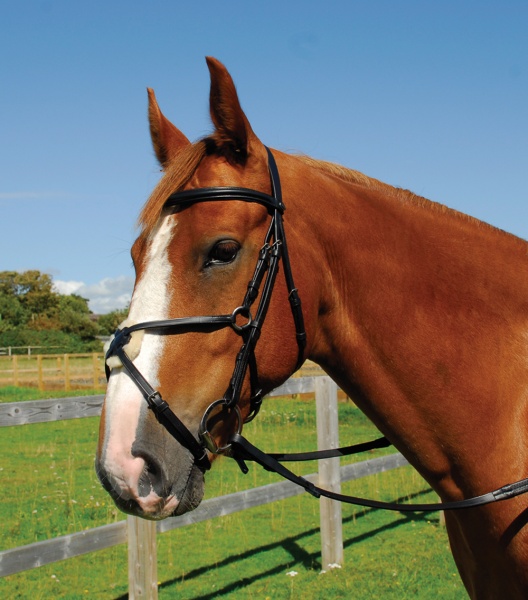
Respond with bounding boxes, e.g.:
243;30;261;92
95;434;205;520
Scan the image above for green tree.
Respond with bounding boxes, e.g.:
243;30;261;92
0;295;25;331
0;328;101;354
0;270;59;329
58;294;99;339
0;270;102;352
97;307;129;336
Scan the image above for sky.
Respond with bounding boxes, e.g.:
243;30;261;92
1;1;527;313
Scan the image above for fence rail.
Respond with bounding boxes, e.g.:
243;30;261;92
0;376;410;598
0;394;105;426
0;353;106;391
0;453;408;579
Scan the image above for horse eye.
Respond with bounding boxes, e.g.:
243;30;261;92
205;240;240;268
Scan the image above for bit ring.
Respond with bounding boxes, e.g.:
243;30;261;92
199;399;242;454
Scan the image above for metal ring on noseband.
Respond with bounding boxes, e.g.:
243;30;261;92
199;399;243;454
230;306;253;334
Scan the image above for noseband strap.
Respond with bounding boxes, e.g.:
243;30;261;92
105;147;306;471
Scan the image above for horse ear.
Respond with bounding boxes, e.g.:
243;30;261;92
206;56;257;161
147;88;190;168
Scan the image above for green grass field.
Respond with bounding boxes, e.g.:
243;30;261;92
0;387;466;599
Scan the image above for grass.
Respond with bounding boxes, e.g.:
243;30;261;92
0;385;105;403
0;387;467;599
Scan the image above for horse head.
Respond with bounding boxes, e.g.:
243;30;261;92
96;58;315;520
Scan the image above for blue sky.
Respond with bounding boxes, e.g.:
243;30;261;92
1;1;527;313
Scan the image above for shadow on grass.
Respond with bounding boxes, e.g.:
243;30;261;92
114;489;438;600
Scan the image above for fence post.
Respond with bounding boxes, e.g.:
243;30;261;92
127;516;158;599
92;353;99;388
316;376;344;570
64;354;70;391
37;355;44;391
12;355;19;386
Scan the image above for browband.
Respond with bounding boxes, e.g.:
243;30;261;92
165;186;285;214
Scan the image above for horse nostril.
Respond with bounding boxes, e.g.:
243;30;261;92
134;451;168;498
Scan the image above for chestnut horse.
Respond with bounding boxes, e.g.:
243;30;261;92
97;57;528;598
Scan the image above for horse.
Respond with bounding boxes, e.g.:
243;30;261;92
96;57;528;599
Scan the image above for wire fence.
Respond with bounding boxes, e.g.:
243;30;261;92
0;376;409;599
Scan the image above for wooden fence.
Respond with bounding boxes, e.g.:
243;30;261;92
0;352;106;390
0;376;410;598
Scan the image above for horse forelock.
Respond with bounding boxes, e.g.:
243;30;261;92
139;140;208;236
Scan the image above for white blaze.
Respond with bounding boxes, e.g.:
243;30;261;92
101;217;175;485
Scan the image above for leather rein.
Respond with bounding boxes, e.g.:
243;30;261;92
105;147;528;512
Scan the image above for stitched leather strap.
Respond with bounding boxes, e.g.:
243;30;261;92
114;345;211;471
267;436;391;462
230;434;528;511
165;186;285;214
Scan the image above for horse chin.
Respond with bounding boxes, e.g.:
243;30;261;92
171;465;205;517
96;457;205;521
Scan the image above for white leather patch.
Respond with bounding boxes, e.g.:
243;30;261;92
104;319;145;369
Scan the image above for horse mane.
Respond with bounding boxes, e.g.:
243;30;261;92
296;154;526;241
139;141;522;245
296;153;455;212
295;154;399;194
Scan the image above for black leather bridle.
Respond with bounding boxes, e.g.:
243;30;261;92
105;147;306;472
105;146;528;512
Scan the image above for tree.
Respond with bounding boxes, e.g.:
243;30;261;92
58;294;99;339
0;270;102;352
0;270;59;328
97;307;129;336
0;294;25;331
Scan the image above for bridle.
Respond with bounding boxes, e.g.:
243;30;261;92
105;147;306;472
105;146;528;511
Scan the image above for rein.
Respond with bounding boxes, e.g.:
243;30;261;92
105;147;528;512
230;435;528;512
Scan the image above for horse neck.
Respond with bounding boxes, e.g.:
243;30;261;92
287;159;528;496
